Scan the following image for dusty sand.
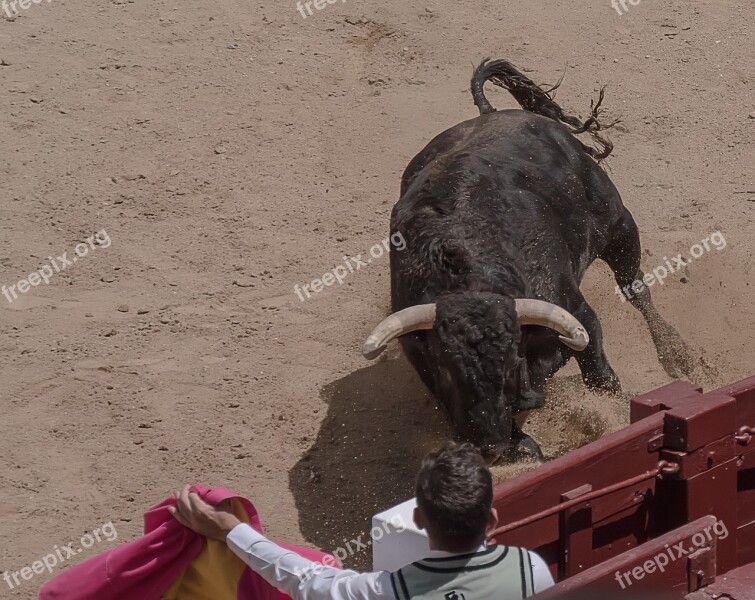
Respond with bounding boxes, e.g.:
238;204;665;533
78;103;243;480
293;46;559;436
0;0;753;593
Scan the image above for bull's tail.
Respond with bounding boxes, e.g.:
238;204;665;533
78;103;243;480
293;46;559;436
471;58;616;161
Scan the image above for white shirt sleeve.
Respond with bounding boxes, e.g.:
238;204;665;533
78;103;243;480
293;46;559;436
226;523;396;600
528;551;556;593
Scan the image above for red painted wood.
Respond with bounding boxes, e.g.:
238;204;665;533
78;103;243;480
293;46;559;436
533;516;719;598
490;412;664;576
685;561;755;600
631;381;703;423
663;391;737;453
488;375;755;597
559;484;593;579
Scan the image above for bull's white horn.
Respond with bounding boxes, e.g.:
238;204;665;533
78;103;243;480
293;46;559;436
514;298;589;351
361;298;589;360
362;304;436;359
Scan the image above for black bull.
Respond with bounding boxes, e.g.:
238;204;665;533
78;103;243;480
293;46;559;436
363;59;693;462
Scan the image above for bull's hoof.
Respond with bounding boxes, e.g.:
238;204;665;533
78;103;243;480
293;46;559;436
517;388;545;411
514;435;545;460
483;439;543;464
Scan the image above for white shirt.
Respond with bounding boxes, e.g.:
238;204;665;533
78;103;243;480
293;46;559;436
227;523;555;600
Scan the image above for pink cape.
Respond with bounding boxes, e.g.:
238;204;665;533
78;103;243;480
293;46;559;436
39;486;337;600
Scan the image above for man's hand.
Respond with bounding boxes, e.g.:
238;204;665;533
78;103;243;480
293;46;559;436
168;485;242;541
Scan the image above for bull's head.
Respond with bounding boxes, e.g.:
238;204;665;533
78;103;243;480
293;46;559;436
362;293;589;461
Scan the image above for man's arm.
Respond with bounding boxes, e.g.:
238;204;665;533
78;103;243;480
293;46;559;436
169;486;395;600
227;522;394;600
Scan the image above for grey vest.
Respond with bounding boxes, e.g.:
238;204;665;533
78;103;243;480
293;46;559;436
390;545;535;600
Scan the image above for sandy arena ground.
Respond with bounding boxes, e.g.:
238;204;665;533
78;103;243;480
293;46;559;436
0;0;753;595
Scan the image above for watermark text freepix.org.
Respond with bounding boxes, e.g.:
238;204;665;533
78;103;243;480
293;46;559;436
615;230;726;302
3;522;118;590
2;0;52;19
296;0;346;20
294;232;406;302
615;518;728;589
294;515;407;581
2;229;111;304
611;0;643;16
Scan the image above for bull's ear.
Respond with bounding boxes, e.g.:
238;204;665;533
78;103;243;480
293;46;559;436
362;304;437;359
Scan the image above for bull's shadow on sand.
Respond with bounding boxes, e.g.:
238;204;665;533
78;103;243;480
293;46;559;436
287;354;634;570
288;351;450;571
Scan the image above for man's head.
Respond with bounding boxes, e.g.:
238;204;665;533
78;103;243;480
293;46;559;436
413;442;497;553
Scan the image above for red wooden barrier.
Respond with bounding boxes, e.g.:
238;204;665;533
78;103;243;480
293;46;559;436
487;375;755;598
535;516;718;597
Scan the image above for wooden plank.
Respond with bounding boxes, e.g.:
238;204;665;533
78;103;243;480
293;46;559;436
534;516;719;598
663;392;737;453
492;412;664;517
717;375;755;427
491;413;664;573
685;561;755;600
736;520;755;568
559;484;593;579
738;451;755;541
489;375;755;594
631;381;703;423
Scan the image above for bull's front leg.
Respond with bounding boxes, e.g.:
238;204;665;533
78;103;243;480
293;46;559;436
571;297;621;393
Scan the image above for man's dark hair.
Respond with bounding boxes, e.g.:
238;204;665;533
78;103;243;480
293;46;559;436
415;442;494;553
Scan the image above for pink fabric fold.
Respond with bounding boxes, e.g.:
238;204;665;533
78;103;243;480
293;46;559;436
39;486;336;600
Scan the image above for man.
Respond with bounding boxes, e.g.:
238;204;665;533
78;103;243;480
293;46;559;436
170;442;555;599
